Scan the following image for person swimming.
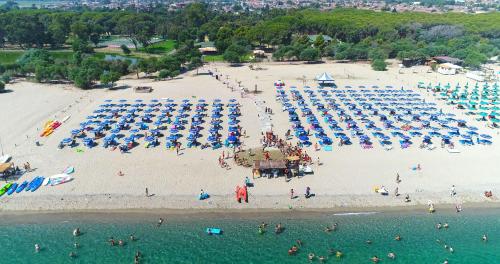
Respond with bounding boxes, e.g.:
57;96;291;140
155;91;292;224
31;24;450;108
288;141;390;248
109;238;115;246
366;240;372;244
443;260;449;264
436;223;442;229
35;244;40;253
449;247;454;253
324;226;332;232
395;235;401;241
275;223;283;234
443;223;449;228
318;256;326;262
371;256;380;263
157;218;164;227
69;252;76;258
388;252;396;259
482;234;488;242
130;234;136;241
259;222;267;229
73;228;81;237
332;223;338;231
74;243;79;249
118;240;124;246
308;253;315;261
336;250;343;258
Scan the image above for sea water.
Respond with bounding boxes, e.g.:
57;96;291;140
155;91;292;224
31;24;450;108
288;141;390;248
0;209;499;263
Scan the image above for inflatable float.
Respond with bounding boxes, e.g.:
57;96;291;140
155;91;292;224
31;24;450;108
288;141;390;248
235;186;248;203
206;228;222;235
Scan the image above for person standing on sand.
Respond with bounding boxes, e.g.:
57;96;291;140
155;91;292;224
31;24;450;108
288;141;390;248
145;188;149;197
396;173;401;184
290;189;295;199
450;185;456;197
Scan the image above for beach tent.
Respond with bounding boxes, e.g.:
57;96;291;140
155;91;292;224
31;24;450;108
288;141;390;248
316;73;336;87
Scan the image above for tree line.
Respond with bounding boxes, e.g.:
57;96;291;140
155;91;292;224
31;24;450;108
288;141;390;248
0;3;499;89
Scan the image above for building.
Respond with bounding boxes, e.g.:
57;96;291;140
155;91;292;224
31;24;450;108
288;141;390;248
437;63;462;75
433;56;463;66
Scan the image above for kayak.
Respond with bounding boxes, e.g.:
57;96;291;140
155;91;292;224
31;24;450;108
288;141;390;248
26;177;41;192
30;177;44;192
16;181;28;193
206;228;222;235
7;183;18;195
0;183;13;197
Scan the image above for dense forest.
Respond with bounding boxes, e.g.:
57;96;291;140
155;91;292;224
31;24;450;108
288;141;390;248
0;2;499;88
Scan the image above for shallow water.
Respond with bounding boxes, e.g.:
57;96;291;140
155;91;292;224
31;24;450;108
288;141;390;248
0;209;499;263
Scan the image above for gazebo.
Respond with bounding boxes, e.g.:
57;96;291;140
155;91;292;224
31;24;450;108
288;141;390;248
316;72;336;87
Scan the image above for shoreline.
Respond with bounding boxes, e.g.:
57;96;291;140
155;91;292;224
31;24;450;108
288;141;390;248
1;192;499;214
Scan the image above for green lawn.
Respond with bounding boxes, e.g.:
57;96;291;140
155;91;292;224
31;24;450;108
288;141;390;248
203;53;253;63
0;51;22;64
140;40;176;54
203;54;224;62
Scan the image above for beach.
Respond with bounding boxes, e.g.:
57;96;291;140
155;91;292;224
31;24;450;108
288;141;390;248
1;60;499;212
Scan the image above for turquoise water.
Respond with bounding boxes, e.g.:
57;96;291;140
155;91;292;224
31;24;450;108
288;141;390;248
1;209;500;263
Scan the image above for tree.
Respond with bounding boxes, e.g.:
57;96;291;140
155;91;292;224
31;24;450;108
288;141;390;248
70;21;90;40
223;50;241;64
121;44;131;55
100;71;121;87
371;59;387;71
1;73;11;84
0;81;4;92
299;48;320;62
464;51;487;69
69;57;103;89
117;14;155;50
158;69;171;79
313;35;326;51
368;48;388;61
72;38;93;53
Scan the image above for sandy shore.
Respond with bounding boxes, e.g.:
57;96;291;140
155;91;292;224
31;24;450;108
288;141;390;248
0;60;499;212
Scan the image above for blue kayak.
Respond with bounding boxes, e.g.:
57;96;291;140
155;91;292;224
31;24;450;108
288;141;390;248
30;177;44;192
16;181;28;193
206;228;222;235
25;177;40;192
7;183;18;195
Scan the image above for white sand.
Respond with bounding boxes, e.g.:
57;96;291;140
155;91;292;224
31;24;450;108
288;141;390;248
0;61;499;212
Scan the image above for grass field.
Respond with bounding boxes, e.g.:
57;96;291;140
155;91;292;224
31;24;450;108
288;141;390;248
203;54;225;62
140;40;176;54
203;53;253;63
0;50;74;64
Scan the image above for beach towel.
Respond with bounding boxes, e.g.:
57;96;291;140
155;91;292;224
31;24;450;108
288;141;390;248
76;148;84;153
323;145;333;151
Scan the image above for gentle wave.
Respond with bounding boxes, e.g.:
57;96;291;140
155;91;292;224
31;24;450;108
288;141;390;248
333;212;378;216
